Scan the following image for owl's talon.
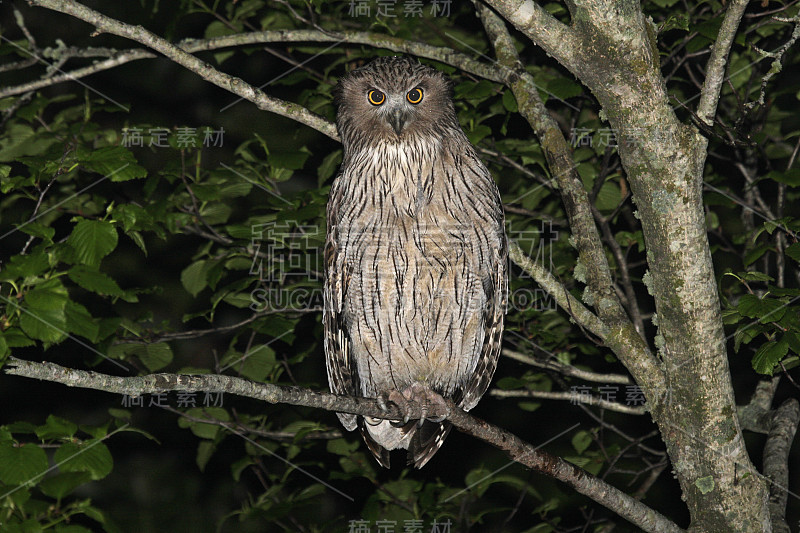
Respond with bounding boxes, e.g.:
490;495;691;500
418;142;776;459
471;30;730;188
383;383;451;425
386;389;412;423
418;402;428;427
377;394;390;413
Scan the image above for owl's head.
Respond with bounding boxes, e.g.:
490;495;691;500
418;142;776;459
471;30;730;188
334;56;459;149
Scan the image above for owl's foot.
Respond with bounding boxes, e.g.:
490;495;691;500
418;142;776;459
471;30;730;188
378;383;450;426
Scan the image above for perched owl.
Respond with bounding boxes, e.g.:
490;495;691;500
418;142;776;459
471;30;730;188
324;56;507;468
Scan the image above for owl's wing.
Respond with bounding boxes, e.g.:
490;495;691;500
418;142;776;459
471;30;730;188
458;177;508;412
323;177;358;431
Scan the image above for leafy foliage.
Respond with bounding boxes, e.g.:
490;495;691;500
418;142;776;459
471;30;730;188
0;0;798;531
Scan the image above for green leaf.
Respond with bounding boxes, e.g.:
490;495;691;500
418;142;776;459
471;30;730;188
0;123;59;161
204;20;237;38
68;265;125;297
0;442;48;485
786;243;800;264
564;454;604;475
217;182;253;199
615;230;645;252
744;244;771;266
595;182;621;211
465;124;492;145
80;146;146;182
544;77;583;100
766;168;800;187
502;90;518;112
737;294;787;324
455;80;495;100
108;342;173;370
517;401;541;412
317;149;342;186
737;271;774;283
236;345;276;382
198;203;231;225
196;441;216;472
269;150;310;170
23;278;69;310
0;250;49;281
138;343;173;371
178;407;230;439
222;291;254;308
18;222;55;243
377;479;416;502
571;430;593;454
20;280;69;343
214;51;234;64
65;300;99;342
326;438;360;456
38;471;92;499
785;331;800;354
54;440;113;480
660;13;689;32
67;219;118;267
231;456;255;482
721;308;741;325
464;468;493;497
181;260;210;297
495;376;527;389
1;327;35;348
752;337;790;375
35;415;78;440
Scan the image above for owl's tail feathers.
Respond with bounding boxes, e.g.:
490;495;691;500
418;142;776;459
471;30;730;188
356;417;452;468
407;420;452;469
336;412;358;432
358;419;392;468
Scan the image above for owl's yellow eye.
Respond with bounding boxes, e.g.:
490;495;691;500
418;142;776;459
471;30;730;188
367;90;385;106
406;88;423;104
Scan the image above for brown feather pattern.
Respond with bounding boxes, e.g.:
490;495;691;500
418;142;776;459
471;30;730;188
324;57;507;468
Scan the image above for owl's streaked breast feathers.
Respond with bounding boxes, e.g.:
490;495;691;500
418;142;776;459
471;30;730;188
324;56;508;468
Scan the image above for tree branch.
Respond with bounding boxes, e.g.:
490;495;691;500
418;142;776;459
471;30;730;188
490;389;646;415
502;348;633;384
0;47;156;99
4;356;683;533
738;377;781;434
763;397;800;533
738;378;800;533
509;240;608;340
697;0;751;126
474;3;665;397
481;0;580;75
27;0;339;140
0;28;511;101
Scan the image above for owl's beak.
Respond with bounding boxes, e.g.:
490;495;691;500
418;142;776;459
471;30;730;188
387;108;411;135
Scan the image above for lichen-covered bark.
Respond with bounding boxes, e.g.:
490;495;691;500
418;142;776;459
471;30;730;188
487;0;772;530
565;15;771;533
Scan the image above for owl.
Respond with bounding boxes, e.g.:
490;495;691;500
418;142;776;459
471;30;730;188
324;56;507;468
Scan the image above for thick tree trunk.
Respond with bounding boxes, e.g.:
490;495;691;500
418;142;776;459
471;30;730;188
487;0;772;530
571;11;771;533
